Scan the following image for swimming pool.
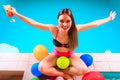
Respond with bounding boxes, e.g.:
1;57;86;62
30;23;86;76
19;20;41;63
101;72;120;80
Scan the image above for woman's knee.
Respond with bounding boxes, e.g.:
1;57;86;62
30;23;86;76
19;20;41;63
38;54;57;73
82;66;88;75
38;63;45;73
38;60;50;73
77;66;88;75
38;62;52;74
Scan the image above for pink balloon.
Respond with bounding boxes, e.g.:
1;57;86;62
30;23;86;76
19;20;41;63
82;71;105;80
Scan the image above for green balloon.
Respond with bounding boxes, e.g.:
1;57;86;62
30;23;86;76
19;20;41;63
56;56;70;69
31;77;38;80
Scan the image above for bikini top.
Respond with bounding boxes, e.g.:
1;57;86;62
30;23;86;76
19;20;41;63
53;29;69;48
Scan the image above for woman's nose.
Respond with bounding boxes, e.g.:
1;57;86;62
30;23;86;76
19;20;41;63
63;23;67;26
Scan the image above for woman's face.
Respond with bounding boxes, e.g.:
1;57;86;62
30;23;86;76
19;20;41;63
58;14;72;31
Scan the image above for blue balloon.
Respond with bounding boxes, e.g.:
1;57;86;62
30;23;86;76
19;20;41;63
80;54;93;67
31;62;42;76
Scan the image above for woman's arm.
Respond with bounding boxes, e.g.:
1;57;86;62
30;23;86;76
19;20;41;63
77;11;116;32
9;8;54;31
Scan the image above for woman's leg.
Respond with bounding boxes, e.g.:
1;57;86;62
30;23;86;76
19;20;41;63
63;54;88;76
38;53;73;80
39;53;62;76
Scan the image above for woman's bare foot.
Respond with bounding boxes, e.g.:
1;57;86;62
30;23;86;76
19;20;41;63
55;76;64;80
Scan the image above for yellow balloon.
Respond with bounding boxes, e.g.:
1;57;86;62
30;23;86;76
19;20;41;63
33;45;49;61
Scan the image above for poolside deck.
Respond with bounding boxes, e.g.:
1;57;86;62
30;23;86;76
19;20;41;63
0;53;120;80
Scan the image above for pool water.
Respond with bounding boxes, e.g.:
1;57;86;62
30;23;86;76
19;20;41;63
101;72;120;80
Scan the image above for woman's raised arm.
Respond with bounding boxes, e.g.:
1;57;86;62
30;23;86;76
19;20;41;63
77;11;116;32
8;7;54;31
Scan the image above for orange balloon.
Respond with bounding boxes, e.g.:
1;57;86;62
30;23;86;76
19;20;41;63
33;45;49;61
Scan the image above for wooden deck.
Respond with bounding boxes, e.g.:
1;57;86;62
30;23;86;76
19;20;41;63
0;53;120;80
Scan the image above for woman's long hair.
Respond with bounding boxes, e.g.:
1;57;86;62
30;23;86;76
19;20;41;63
57;8;78;49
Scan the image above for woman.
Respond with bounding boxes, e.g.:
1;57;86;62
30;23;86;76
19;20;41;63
8;8;116;80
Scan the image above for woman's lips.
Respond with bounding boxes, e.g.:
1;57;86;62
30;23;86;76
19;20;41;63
62;26;68;30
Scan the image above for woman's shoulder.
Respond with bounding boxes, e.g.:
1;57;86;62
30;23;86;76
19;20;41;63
49;25;58;35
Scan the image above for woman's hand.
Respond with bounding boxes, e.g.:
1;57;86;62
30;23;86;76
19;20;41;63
109;11;116;20
3;5;17;17
8;7;17;15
